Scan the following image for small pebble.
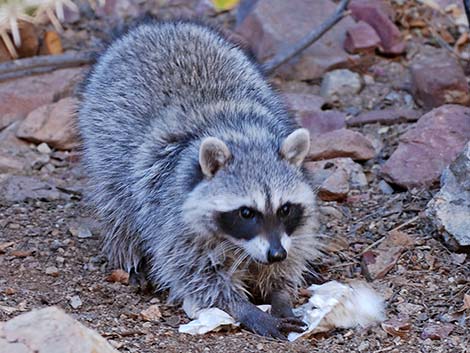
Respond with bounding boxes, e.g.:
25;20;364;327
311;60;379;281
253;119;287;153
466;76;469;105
69;225;92;239
379;180;394;194
70;295;82;309
37;143;52;154
45;266;59;277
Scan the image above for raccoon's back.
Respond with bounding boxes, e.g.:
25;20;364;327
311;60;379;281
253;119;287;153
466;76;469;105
79;21;279;146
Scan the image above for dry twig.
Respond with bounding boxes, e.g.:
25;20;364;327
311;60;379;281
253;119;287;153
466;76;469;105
263;0;351;74
0;52;94;81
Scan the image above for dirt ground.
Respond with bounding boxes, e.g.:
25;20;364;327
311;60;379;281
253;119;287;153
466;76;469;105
1;161;469;353
1;0;470;352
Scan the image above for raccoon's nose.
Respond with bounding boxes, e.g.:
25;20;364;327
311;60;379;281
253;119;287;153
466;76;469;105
267;247;287;263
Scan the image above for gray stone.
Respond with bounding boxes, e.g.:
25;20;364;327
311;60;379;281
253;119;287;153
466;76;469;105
37;143;52;155
320;69;362;102
69;296;82;309
426;142;470;251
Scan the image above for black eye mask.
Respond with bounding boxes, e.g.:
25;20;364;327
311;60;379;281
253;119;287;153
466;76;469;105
216;204;305;240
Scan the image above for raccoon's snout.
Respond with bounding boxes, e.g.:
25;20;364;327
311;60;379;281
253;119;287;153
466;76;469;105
267;246;287;263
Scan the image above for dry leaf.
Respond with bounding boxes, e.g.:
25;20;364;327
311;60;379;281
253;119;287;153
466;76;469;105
462;294;470;311
381;316;412;338
0;242;14;253
421;323;453;340
362;231;414;281
11;250;34;258
41;31;63;55
212;0;240;11
106;269;129;284
140;304;162;322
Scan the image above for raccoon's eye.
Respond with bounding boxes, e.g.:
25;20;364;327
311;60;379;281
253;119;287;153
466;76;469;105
239;207;255;219
279;203;291;218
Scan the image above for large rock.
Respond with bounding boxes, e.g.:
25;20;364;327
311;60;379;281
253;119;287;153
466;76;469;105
344;21;381;54
0;306;118;353
0;68;84;123
381;105;470;189
426;142;470;251
307;128;376;161
410;49;469;110
16;97;80;150
349;0;405;55
236;0;359;80
305;157;368;201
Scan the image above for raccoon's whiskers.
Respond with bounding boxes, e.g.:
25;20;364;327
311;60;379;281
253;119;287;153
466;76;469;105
229;252;249;275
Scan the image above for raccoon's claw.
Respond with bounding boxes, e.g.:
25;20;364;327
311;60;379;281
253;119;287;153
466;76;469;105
277;317;307;334
239;307;306;340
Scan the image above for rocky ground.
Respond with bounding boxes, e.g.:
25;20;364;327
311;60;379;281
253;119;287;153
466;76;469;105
0;0;469;352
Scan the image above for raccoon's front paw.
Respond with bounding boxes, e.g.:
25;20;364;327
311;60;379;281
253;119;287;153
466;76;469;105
240;308;306;340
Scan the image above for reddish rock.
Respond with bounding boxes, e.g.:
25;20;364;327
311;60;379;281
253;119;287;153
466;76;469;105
318;168;349;201
283;93;345;135
307;128;376;161
300;110;347;135
305;157;367;201
236;0;359;80
16;97;80;150
0;67;84;122
346;108;421;127
349;0;405;55
381;105;470;189
283;93;325;114
410;49;469;110
344;21;381;54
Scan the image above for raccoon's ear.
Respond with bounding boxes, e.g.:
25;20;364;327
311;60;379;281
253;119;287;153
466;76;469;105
199;137;231;177
280;128;310;166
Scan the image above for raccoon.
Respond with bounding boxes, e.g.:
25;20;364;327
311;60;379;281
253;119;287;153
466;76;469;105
78;20;321;339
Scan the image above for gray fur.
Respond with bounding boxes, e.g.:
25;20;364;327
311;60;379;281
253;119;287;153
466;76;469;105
79;21;320;322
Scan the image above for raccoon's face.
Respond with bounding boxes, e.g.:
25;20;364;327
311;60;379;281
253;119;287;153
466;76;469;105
216;202;305;264
183;128;315;265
